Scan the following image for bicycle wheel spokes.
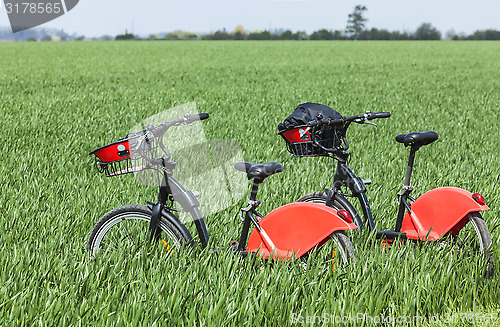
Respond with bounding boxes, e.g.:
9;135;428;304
88;205;185;258
300;231;356;272
438;212;492;278
98;216;148;256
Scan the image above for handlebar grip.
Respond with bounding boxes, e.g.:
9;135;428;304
186;113;210;124
368;112;391;120
198;113;209;121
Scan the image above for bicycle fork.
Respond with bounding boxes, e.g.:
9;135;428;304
148;171;210;248
148;173;170;242
331;161;376;231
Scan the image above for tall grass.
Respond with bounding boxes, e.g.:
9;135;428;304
0;41;499;326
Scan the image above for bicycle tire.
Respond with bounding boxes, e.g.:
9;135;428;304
331;230;357;263
297;193;357;268
452;212;493;278
87;204;188;258
298;191;368;231
301;230;357;270
298;191;335;206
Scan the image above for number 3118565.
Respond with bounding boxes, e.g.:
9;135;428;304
5;2;62;14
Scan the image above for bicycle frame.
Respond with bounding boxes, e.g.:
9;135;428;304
329;143;489;242
331;150;415;235
237;181;263;253
90;113;215;252
238;208;263;254
303;113;383;233
319;119;422;236
148;167;210;248
330;145;434;236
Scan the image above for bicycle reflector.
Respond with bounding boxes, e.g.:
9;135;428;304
337;210;352;224
472;193;486;206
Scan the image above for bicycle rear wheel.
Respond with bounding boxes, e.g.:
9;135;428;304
444;212;493;278
87;204;188;258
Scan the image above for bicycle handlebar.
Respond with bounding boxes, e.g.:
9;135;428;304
153;113;210;136
306;111;391;156
131;113;210;165
306;111;391;127
306;117;344;127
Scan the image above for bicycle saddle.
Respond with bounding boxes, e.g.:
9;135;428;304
396;131;438;147
234;162;283;183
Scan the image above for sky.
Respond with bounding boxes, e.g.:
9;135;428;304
1;0;500;37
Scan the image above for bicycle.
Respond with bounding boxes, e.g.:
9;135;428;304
278;103;493;277
87;113;357;267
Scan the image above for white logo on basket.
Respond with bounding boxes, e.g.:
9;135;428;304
299;128;310;140
117;144;126;152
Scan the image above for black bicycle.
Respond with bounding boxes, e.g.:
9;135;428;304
279;103;492;277
87;113;210;257
87;112;356;267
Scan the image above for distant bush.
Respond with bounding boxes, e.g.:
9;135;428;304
115;33;136;41
452;29;500;40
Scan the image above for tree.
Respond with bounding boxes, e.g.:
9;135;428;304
247;31;272;40
116;30;135;40
233;31;244;40
280;30;296;40
202;30;233;40
232;25;245;35
367;28;389;40
232;25;246;40
310;29;334;40
295;31;309;40
164;33;179;40
346;5;368;40
467;29;500;40
484;29;500;40
415;23;441;40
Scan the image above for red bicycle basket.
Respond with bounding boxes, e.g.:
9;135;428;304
279;125;339;157
90;132;157;177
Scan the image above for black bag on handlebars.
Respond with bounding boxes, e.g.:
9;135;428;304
278;102;343;157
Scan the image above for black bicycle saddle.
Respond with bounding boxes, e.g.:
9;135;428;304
396;131;438;147
234;162;283;183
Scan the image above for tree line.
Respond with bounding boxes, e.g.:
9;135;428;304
201;24;441;41
2;5;499;42
147;26;499;41
142;4;499;41
171;5;500;41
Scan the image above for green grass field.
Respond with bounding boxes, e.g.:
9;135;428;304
1;41;499;326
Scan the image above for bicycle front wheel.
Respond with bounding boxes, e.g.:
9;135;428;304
297;192;331;206
87;204;188;258
301;230;357;271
